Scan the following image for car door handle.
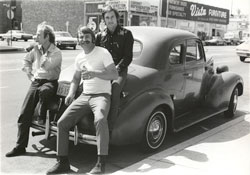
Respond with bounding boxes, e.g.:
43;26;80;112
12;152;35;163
183;73;192;77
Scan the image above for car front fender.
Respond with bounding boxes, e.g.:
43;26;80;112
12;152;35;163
205;72;243;109
110;89;174;146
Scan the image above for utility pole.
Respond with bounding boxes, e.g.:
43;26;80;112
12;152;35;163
3;0;14;46
158;0;162;27
127;0;131;26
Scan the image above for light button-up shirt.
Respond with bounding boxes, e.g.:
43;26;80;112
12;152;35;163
22;44;62;81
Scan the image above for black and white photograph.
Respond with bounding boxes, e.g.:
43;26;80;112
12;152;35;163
0;0;249;174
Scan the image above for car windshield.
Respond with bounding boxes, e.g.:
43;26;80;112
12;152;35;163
55;32;72;37
212;36;219;39
133;40;142;59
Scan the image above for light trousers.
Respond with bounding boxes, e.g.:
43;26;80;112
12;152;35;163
57;93;110;156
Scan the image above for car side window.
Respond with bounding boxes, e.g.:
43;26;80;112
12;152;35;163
169;45;182;65
186;40;201;62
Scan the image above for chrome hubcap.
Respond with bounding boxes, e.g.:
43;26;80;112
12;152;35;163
146;111;167;149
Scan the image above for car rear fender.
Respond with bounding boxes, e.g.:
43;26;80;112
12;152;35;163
205;72;243;109
110;89;174;146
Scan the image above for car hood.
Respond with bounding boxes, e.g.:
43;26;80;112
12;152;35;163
236;42;250;51
56;37;77;41
206;39;217;42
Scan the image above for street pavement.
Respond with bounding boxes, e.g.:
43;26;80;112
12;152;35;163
1;43;250;175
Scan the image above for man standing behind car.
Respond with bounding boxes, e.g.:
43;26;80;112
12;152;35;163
95;5;134;126
5;22;62;157
47;27;118;174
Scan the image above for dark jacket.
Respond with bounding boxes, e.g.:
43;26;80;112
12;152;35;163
96;25;134;72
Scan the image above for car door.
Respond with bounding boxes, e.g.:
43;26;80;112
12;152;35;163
183;39;205;114
165;42;186;117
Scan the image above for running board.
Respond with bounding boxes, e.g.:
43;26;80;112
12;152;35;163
173;107;227;132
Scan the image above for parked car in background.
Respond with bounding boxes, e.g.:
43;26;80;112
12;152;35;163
31;27;243;152
204;36;226;46
55;31;77;50
224;32;240;45
2;30;33;41
236;38;250;62
0;32;4;40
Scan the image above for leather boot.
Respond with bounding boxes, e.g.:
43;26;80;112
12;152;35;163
5;147;26;157
89;155;106;174
46;156;70;174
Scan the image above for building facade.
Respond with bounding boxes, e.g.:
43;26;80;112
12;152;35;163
1;0;233;40
83;0;230;40
0;0;22;33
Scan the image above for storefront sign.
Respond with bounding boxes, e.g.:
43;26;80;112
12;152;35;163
106;0;127;11
106;0;158;15
168;0;229;25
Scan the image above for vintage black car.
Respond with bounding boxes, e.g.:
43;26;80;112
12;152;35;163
31;27;244;151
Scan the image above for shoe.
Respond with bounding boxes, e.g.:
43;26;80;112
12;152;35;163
47;157;70;174
36;115;45;125
37;119;45;125
5;147;26;157
89;163;105;174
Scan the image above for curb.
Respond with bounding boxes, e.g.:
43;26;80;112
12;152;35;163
0;46;25;52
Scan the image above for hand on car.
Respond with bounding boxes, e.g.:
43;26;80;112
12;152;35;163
65;94;74;106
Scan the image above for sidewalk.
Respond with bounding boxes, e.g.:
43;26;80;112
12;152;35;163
0;45;24;52
0;40;28;52
112;113;250;175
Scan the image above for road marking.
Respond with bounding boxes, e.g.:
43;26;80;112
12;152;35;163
0;68;20;72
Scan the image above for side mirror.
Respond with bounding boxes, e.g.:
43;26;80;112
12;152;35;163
216;65;229;74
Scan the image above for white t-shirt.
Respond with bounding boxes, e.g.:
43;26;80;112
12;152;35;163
75;46;114;94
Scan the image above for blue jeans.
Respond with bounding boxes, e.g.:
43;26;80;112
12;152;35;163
57;93;111;156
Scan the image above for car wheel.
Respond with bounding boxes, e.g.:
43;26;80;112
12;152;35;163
224;87;238;118
73;46;76;50
240;56;246;62
141;108;167;152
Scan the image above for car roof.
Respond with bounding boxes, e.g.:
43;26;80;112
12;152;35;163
126;26;198;68
127;26;197;43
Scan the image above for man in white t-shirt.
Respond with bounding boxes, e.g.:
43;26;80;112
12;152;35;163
47;27;118;174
